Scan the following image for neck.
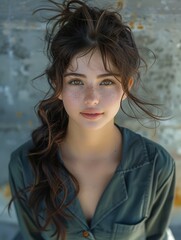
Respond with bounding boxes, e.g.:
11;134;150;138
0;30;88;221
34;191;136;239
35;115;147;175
60;121;121;163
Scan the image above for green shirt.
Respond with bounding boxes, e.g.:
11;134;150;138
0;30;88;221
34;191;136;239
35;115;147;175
9;127;175;240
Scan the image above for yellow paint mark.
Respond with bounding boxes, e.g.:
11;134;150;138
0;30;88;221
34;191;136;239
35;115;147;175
137;23;144;30
174;187;181;207
0;183;11;198
16;111;23;118
116;0;124;9
4;183;11;198
129;21;135;29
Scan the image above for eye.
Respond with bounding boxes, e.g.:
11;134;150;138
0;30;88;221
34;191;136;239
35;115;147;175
68;79;83;85
100;79;115;86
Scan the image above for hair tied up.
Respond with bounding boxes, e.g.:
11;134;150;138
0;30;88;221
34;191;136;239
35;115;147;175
37;1;89;26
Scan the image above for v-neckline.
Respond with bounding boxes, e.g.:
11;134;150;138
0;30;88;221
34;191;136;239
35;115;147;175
57;125;128;228
66;169;128;229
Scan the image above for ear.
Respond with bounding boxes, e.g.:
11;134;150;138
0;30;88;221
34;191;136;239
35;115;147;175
58;94;63;100
128;78;134;90
121;78;134;100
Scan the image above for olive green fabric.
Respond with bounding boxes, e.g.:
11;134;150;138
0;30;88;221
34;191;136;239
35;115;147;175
9;127;175;240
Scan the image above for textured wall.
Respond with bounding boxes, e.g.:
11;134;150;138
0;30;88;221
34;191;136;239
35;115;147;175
0;0;181;225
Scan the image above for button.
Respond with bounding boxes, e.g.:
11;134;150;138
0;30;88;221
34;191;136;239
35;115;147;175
82;230;90;238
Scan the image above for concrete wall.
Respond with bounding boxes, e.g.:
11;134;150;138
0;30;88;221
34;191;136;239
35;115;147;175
0;0;181;227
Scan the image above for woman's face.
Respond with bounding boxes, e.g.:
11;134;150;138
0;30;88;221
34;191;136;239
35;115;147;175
58;50;126;130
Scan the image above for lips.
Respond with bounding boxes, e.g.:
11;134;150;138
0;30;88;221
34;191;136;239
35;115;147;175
80;112;104;119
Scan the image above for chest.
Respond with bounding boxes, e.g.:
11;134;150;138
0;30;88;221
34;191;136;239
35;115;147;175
77;174;113;223
62;156;120;222
42;162;155;240
68;161;119;223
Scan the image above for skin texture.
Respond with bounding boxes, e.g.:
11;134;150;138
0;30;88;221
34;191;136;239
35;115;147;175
58;49;127;182
59;50;125;132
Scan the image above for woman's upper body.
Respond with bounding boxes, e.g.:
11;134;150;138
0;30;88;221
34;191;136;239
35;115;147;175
8;0;176;240
9;126;175;240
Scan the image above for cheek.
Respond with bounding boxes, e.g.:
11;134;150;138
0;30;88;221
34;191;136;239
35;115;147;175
62;88;82;106
104;89;123;105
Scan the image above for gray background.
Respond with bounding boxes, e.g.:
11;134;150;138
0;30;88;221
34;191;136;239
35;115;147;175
0;0;181;239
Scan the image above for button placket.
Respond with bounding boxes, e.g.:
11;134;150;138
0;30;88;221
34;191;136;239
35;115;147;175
82;230;95;239
82;230;90;238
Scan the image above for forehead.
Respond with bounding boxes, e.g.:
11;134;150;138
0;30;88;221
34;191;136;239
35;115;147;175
66;49;119;74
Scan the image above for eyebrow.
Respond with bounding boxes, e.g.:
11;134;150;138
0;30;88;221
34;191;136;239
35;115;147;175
63;72;120;78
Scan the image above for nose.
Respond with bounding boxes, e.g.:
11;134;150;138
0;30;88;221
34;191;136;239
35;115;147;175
84;86;99;106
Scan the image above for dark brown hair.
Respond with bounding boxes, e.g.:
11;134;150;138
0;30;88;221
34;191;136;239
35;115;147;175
10;1;161;239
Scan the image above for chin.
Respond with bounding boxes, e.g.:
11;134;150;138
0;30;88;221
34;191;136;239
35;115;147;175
77;120;113;131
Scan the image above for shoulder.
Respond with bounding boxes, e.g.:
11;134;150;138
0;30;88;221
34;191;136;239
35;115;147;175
120;127;175;182
10;140;34;167
9;140;34;186
143;135;175;188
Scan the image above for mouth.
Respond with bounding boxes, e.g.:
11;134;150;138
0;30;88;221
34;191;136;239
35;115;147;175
80;112;104;119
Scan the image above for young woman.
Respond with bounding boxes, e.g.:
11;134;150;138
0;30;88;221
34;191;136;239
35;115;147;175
9;1;175;239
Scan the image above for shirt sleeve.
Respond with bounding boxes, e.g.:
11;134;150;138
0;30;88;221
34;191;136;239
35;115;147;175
145;150;176;240
9;148;44;240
